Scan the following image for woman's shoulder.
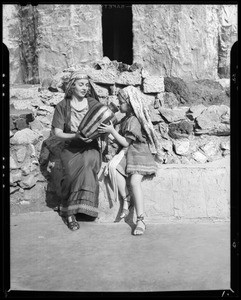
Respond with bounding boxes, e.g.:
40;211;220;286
86;97;99;109
87;97;99;104
55;98;67;109
127;115;141;127
122;114;141;133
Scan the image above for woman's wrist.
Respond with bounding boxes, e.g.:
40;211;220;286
74;132;80;139
110;127;116;136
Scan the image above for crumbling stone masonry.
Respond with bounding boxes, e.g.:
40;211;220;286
10;60;230;221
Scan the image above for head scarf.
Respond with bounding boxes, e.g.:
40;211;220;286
65;70;99;101
118;86;163;162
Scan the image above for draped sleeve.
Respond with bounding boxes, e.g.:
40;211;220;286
52;100;66;130
122;115;146;142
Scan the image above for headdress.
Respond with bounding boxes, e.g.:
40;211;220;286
118;86;163;162
65;70;99;101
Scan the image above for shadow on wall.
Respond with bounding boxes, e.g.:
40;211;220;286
39;132;65;210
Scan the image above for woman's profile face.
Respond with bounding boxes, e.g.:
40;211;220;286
118;94;131;113
73;79;90;98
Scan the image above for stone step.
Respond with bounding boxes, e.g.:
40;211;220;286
49;157;230;223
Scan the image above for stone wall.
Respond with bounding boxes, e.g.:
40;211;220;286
3;4;103;84
2;5;22;84
132;4;237;80
3;4;237;84
37;4;103;80
9;60;230;221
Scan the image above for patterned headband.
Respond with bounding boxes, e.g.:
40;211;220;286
65;71;90;96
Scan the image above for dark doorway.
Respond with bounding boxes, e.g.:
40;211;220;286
102;5;133;65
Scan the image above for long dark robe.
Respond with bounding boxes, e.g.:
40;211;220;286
52;97;101;217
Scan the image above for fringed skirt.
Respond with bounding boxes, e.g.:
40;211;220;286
116;142;157;180
59;140;101;217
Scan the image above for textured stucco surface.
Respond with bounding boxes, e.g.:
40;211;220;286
2;5;22;83
3;4;237;84
37;4;103;80
132;4;237;80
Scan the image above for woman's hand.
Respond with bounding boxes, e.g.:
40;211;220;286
98;120;131;148
75;131;91;142
98;121;115;135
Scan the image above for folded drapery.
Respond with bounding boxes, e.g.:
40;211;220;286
104;148;126;202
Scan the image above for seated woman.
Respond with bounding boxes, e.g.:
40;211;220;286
51;71;102;231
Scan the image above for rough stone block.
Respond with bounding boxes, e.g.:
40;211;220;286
142;94;156;107
168;120;194;139
10;85;40;99
38;105;55;114
10;170;22;185
89;69;117;85
187;104;206;120
159;107;189;123
10;117;16;130
115;70;142;86
29;119;44;132
19;173;38;189
15;118;29;130
91;82;109;97
163;92;179;108
220;140;230;150
24;182;47;202
10;128;41;145
16;146;27;162
143;76;164;93
192;151;207;163
10;100;36;112
173;139;190;156
196;105;230;131
148;106;162;123
10;156;18;170
200;141;219;157
10;186;20;195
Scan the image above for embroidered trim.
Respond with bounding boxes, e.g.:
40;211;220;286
59;203;99;213
127;164;157;173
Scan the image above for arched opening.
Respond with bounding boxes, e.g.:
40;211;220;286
102;5;133;65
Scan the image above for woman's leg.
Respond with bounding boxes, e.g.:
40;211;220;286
60;148;100;218
130;173;146;234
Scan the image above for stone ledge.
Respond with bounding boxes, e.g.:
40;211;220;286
97;157;230;222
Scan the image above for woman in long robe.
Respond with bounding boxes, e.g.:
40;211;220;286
51;71;101;231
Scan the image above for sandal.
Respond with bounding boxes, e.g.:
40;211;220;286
120;195;132;219
66;215;80;231
133;214;146;236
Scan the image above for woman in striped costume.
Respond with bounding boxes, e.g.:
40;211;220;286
51;71;102;231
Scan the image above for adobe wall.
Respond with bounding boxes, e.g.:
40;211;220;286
3;4;237;84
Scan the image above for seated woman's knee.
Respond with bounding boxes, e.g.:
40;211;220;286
82;155;99;170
